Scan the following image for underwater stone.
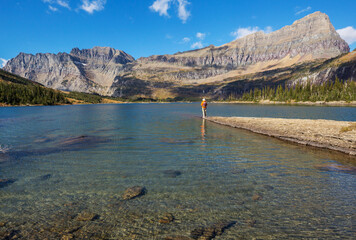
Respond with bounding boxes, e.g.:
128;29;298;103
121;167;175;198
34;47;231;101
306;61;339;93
246;219;256;227
159;213;174;224
163;170;182;178
75;212;99;221
122;186;146;200
0;229;21;239
190;221;236;240
165;236;193;240
314;164;356;174
37;174;52;181
61;234;74;240
0;178;16;188
252;194;263;201
263;185;274;191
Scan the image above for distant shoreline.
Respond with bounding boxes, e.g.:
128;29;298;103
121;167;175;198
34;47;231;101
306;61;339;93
1;100;356;107
207;116;356;156
213;100;356;106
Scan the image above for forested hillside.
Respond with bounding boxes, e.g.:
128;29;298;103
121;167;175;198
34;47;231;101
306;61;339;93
0;69;69;106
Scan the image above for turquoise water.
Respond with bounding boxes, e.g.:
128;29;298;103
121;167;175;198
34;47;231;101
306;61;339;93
0;103;355;239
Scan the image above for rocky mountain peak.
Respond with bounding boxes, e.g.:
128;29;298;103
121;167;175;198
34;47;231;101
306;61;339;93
70;46;135;64
140;11;349;68
3;12;352;98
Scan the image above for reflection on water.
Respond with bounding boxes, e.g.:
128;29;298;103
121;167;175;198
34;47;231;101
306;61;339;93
201;119;206;143
0;103;355;239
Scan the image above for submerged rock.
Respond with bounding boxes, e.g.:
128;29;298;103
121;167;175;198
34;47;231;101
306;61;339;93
159;213;174;224
263;185;274;191
252;194;263;201
61;234;74;240
190;221;236;240
37;174;52;181
0;178;16;188
165;236;192;240
0;229;21;239
163;170;182;178
57;135;109;151
246;219;256;227
122;186;146;200
75;212;99;221
314;164;356;174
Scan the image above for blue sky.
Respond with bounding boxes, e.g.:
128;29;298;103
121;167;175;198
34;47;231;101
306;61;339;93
1;0;356;67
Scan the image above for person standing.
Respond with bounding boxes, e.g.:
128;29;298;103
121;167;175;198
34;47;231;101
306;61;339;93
201;98;207;118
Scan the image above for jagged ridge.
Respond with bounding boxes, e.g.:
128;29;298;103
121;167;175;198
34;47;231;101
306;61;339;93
3;12;351;98
4;47;135;95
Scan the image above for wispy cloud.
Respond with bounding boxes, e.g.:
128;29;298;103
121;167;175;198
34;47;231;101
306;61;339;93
191;41;203;49
0;58;8;68
149;0;191;23
182;37;190;43
43;0;71;10
230;26;273;39
80;0;106;14
177;0;190;23
57;0;70;9
49;5;59;12
196;32;206;40
337;26;356;45
295;6;311;15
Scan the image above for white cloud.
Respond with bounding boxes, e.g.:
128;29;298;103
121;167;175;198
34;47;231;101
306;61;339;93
231;26;259;39
149;0;172;16
295;6;311;15
57;0;70;9
149;0;191;23
337;26;356;45
0;58;8;68
177;0;190;23
43;0;70;10
230;26;273;39
182;37;190;43
165;34;173;39
80;0;106;14
49;5;58;12
196;32;206;40
191;41;203;49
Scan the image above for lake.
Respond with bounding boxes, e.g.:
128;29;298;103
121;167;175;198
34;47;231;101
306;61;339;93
0;103;355;239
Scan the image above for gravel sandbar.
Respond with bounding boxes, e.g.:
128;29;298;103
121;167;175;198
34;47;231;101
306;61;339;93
207;117;356;155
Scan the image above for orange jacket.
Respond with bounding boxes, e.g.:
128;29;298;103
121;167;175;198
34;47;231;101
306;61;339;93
201;101;207;109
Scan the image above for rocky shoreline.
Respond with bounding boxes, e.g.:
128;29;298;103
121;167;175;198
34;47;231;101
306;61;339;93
213;100;356;106
207;117;356;155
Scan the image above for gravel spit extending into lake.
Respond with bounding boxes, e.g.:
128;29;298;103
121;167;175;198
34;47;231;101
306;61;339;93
207;117;356;155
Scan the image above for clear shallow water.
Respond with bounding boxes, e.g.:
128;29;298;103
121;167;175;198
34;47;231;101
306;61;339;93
0;103;355;239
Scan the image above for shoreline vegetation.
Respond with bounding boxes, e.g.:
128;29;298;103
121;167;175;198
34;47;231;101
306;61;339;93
207;116;356;156
226;78;356;104
1;68;355;107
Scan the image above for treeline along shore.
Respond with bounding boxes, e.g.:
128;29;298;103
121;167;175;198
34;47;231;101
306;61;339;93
0;68;355;106
236;78;356;103
207;117;356;156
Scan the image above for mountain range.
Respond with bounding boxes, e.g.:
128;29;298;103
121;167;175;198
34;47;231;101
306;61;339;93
3;11;355;100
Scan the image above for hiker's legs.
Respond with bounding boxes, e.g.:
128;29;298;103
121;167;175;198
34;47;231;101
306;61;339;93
202;108;207;118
